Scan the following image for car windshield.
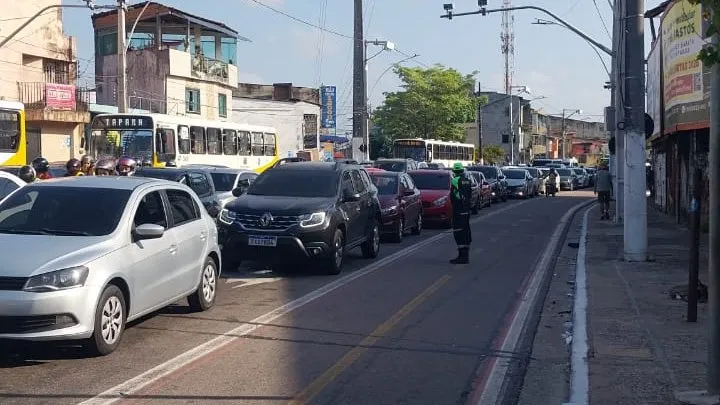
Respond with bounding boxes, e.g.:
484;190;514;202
370;174;398;195
557;169;572;176
409;172;450;190
504;170;526;179
374;161;407;172
0;186;131;236
573;169;584;175
134;170;183;182
210;173;238;192
470;166;496;179
248;170;339;197
526;168;540;177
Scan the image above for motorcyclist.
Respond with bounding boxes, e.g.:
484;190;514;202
18;165;37;183
65;158;83;176
31;157;52;180
80;155;95;175
449;162;473;264
546;168;559;195
94;158;117;176
117;156;137;176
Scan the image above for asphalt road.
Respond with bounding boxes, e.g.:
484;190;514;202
0;191;594;405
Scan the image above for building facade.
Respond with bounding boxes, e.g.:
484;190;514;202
91;2;240;120
0;0;91;163
232;83;320;157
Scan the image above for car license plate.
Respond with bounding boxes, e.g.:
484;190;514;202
248;235;277;247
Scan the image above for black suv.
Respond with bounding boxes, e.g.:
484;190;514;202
134;167;222;217
467;166;508;202
218;162;381;274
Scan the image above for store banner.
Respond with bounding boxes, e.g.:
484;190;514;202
647;40;662;138
661;0;711;132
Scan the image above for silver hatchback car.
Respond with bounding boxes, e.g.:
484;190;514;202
0;176;222;355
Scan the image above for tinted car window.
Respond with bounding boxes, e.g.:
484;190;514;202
0;186;130;236
188;172;212;197
557;169;572;176
210;173;238;192
248;170;339;198
470;166;497;179
504;170;527;179
0;178;19;200
133;191;167;228
409;172;451;190
134;169;183;182
166;189;199;226
526;168;540;177
374;161;407;172
350;170;367;193
573;169;584;175
341;171;355;195
370;174;398;195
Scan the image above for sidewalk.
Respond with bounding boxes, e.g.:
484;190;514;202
586;206;708;404
517;204;710;405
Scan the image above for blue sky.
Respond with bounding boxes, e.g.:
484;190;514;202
62;0;661;133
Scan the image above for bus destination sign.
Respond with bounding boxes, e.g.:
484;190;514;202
93;115;153;130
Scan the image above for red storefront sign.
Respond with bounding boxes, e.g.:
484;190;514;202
45;83;75;110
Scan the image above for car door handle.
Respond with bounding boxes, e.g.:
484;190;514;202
169;244;178;254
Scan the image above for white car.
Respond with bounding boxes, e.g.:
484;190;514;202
0;170;26;201
0;176;222;355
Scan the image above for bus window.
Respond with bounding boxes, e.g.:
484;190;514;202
251;132;264;156
155;128;177;162
206;128;221;155
0;110;20;152
190;126;205;154
222;129;237;155
178;125;190;154
263;133;276;156
238;131;250;156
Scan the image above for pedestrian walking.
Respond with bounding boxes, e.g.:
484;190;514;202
594;163;613;219
450;162;473;264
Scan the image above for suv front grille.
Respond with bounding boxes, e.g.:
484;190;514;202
235;213;299;231
0;277;28;291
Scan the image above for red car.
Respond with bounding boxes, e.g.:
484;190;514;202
408;169;453;228
368;170;423;242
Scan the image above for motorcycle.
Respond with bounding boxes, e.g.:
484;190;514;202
545;176;558;197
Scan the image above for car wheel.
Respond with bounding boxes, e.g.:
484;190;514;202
361;220;381;258
87;285;126;356
321;229;344;275
411;213;423;235
188;256;218;312
389;217;404;243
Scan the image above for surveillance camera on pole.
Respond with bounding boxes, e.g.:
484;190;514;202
443;3;454;19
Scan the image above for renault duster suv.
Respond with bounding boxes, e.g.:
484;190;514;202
217;162;381;274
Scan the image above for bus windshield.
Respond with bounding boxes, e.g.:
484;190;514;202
0;109;20;152
91;129;153;161
393;142;426;162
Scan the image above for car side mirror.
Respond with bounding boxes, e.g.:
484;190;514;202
133;223;165;241
482;181;489;186
342;189;361;202
498;175;505;180
207;205;220;217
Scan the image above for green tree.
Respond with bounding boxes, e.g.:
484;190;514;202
688;1;719;66
373;65;484;142
482;145;506;165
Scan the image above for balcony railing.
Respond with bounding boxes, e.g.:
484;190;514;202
191;55;229;83
17;82;91;111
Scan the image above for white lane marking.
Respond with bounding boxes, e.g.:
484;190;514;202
229;277;284;289
78;199;534;405
565;205;592;405
475;199;594;405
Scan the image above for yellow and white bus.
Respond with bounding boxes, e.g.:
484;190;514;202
89;113;279;173
0;100;26;166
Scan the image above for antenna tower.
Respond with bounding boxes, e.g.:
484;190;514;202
500;0;515;94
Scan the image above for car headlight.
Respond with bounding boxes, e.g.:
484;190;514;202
299;212;326;228
382;205;398;215
218;208;236;225
24;266;89;292
432;196;448;207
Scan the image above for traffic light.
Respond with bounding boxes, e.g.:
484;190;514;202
359;144;367;153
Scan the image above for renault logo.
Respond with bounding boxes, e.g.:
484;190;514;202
259;212;273;228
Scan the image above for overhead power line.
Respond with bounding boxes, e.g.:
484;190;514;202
245;0;351;39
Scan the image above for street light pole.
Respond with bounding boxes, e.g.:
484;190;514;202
363;39;395;161
117;0;129;113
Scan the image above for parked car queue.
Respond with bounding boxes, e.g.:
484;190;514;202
0;155;586;357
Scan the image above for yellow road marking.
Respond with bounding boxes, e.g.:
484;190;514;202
287;274;452;405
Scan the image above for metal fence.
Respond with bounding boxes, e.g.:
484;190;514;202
17;82;91;111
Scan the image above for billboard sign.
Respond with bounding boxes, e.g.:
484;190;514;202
661;0;710;132
647;39;662;139
320;86;336;129
45;83;76;110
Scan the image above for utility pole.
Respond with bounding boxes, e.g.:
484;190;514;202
607;0;618;225
117;0;128;113
509;93;514;164
477;82;484;165
561;110;566;159
622;0;646;261
352;0;366;160
709;33;720;395
614;0;626;224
